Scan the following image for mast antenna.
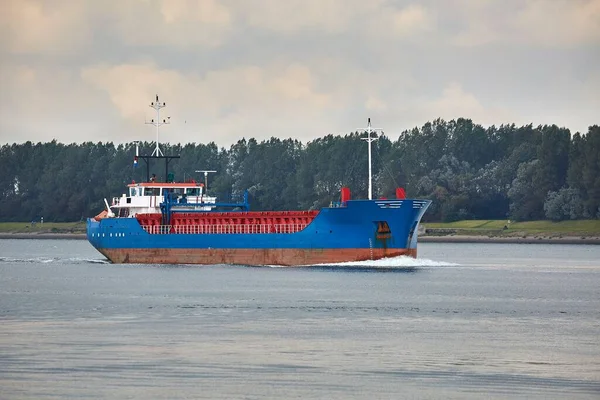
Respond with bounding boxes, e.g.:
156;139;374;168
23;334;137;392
195;170;217;189
358;118;383;200
145;94;170;156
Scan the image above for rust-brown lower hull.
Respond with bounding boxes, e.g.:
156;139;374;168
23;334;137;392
97;248;418;266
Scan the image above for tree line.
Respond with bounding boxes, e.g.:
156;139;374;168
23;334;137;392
1;118;599;223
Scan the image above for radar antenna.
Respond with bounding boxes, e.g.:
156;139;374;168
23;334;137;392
195;170;217;189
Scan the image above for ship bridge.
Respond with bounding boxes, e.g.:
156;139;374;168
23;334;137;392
111;181;217;217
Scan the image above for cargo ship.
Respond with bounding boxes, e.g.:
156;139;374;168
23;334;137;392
86;96;431;266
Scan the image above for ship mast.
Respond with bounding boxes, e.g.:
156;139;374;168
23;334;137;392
359;118;383;200
146;94;170;156
137;95;180;182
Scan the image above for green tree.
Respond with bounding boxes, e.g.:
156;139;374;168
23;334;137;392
508;160;544;221
544;188;583;221
580;126;600;217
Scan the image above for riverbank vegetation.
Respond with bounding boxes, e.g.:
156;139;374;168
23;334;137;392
0;221;86;234
1;119;599;223
423;220;600;238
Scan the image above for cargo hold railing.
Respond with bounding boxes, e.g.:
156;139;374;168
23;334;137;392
141;224;312;235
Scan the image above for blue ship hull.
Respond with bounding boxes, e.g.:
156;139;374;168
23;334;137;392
87;199;431;266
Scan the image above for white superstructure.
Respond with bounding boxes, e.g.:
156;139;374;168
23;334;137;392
111;182;217;217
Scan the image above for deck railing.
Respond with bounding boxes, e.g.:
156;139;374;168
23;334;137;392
141;223;311;235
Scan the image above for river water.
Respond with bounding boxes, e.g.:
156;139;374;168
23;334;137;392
0;239;598;399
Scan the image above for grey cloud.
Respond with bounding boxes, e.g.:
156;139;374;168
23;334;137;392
0;0;598;147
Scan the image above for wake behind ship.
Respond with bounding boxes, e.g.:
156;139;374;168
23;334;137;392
87;96;431;266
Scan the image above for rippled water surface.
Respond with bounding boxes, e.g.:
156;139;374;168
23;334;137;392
1;239;599;399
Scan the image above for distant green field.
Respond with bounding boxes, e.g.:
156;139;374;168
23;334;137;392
0;221;87;233
424;220;600;236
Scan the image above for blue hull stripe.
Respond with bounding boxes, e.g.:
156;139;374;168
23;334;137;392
87;199;431;251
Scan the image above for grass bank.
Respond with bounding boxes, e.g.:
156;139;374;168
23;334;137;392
422;220;600;238
0;221;87;234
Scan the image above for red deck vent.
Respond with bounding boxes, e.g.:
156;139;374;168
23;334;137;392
396;187;406;199
341;187;351;203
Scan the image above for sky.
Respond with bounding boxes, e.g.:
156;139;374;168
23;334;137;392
1;0;599;147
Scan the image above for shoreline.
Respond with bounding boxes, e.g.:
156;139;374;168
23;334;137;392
419;235;600;245
0;233;86;240
1;232;599;244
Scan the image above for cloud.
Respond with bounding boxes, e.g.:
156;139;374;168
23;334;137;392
236;0;382;34
112;0;233;48
514;0;600;47
81;61;332;114
365;96;388;112
80;61;337;144
160;0;231;24
451;0;600;47
234;0;434;39
388;4;435;37
81;63;188;120
0;0;597;146
0;0;92;54
0;0;234;54
0;62;111;144
422;82;514;125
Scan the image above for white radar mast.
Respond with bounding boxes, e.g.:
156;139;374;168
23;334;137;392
146;94;170;156
358;118;383;200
